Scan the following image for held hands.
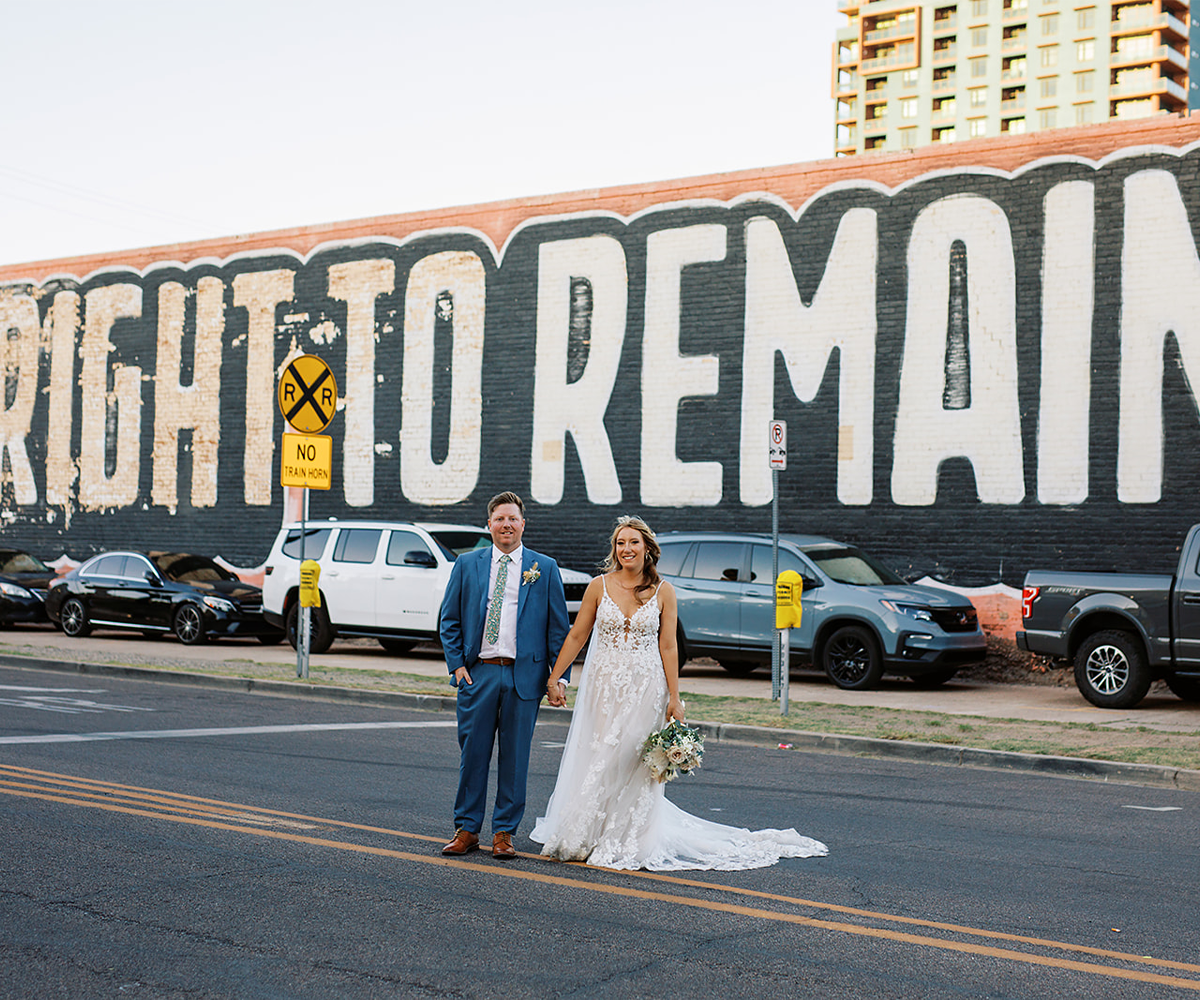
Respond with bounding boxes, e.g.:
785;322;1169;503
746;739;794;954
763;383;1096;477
546;679;568;707
667;695;686;723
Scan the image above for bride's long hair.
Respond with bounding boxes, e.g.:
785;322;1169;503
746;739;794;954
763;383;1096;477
600;515;662;598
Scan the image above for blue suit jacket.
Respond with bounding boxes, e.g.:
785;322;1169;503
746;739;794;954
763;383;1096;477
440;546;571;701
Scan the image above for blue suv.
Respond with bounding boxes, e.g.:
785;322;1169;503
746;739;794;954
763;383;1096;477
657;531;987;690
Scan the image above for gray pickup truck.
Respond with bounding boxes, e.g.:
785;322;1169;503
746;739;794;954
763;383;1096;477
1017;524;1200;708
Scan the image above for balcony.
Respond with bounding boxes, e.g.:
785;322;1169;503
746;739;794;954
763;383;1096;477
1111;11;1189;43
1002;63;1028;82
864;22;918;43
933;44;958;63
1112;43;1190;71
1109;75;1189;104
1001;94;1028;112
861;44;917;72
932;75;957;92
1001;34;1027;52
932;14;957;34
1002;6;1029;22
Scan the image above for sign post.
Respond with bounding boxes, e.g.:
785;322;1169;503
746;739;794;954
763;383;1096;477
277;354;338;680
768;420;787;705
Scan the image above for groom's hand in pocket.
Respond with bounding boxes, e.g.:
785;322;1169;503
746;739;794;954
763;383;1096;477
454;667;473;687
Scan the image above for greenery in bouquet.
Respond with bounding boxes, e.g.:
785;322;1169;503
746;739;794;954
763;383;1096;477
641;718;705;783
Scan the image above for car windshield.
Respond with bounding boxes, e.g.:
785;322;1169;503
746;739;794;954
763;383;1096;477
0;550;50;573
151;553;237;584
428;530;491;560
803;545;904;586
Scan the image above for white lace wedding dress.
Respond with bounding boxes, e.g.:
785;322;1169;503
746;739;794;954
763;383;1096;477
530;580;828;871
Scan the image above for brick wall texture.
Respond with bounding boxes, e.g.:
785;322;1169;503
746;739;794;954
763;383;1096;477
4;114;1200;585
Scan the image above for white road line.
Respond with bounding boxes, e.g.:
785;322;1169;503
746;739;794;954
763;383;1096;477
1122;805;1182;812
0;685;107;693
0;720;458;745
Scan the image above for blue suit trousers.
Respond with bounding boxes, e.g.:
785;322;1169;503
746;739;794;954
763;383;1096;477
453;660;541;834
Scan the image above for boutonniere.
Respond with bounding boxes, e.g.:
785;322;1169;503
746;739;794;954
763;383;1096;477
522;562;540;586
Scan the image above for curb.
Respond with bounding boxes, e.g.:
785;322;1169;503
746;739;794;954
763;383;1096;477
4;653;1199;792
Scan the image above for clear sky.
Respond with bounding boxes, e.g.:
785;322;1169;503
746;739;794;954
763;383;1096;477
0;0;843;267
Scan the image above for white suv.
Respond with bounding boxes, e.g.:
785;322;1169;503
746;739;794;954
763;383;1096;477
261;520;588;654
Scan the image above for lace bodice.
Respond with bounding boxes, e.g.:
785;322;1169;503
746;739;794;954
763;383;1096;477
594;579;662;660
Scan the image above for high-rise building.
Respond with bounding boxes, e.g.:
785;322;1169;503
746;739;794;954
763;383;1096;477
832;0;1190;155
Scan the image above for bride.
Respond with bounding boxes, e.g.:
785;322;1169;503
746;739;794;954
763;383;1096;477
530;516;827;871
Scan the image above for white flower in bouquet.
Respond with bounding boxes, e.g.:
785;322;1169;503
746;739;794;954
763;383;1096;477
641;719;705;783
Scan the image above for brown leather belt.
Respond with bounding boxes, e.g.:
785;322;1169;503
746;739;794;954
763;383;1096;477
477;657;515;666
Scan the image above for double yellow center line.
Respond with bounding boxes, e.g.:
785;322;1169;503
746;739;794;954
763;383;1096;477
2;762;1197;992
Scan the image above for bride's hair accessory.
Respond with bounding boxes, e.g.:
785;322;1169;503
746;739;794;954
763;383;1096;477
641;719;704;783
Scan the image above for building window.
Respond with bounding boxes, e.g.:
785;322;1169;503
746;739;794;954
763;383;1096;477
901;69;920;87
1041;13;1058;35
1114;97;1155;119
1039;107;1057;129
972;26;988;46
1005;0;1028;10
969;87;988;107
971;0;988;15
969;118;988;137
934;96;957;116
865;135;886;150
1039;77;1057;99
1074;103;1094;125
1077;8;1095;30
900;97;919;118
1040;46;1058;68
900;128;919;148
1076;40;1094;61
934;125;958;142
1002;117;1027;133
1076;70;1094;93
1115;35;1154;61
971;56;988;77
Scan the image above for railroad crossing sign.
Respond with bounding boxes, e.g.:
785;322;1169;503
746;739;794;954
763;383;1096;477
278;354;338;433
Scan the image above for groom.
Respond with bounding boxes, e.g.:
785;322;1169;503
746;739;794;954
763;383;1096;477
439;491;570;860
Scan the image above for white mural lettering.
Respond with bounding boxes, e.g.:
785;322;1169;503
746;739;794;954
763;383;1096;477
400;251;484;505
892;195;1024;505
1037;181;1094;505
740;211;877;506
1118;170;1200;504
233;269;294;506
531;235;627;505
328;259;394;507
44;290;79;511
0;292;41;505
79;283;142;510
641;224;725;507
152;278;224;509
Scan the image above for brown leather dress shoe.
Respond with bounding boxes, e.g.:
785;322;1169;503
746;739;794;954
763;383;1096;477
492;831;517;860
441;829;479;855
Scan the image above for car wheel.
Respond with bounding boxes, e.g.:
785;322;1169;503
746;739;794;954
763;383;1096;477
286;602;334;655
1074;630;1150;709
1163;673;1200;702
172;603;208;645
909;668;959;688
59;598;91;638
378;638;417;655
718;659;759;676
822;625;884;690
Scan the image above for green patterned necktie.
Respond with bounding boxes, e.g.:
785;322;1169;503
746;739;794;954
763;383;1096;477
484;553;511;644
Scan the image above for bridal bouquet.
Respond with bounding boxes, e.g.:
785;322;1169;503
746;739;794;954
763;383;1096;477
641;719;704;783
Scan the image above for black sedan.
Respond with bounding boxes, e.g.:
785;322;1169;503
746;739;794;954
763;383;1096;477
0;548;59;624
45;551;284;645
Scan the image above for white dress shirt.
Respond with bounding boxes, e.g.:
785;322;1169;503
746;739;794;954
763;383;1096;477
478;544;521;661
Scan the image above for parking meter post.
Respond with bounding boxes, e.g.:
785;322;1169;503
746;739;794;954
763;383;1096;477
781;627;790;716
771;467;780;702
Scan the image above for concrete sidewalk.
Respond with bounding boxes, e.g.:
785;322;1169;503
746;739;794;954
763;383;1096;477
2;627;1197;733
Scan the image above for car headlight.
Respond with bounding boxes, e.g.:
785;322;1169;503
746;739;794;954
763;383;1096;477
881;600;934;622
0;581;32;599
202;596;235;613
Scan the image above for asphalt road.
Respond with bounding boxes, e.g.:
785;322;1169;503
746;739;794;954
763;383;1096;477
2;663;1198;999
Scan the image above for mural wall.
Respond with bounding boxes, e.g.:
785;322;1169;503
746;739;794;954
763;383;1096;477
4;122;1200;584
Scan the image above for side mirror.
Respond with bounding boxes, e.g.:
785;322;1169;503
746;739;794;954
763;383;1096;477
801;576;821;592
404;550;437;569
144;570;161;585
